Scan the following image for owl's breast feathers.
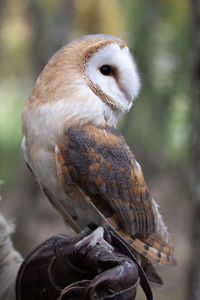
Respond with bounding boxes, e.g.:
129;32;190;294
55;124;176;266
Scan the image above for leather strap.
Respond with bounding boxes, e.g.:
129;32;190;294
109;231;153;300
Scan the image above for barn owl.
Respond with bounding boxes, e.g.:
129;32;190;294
22;34;176;278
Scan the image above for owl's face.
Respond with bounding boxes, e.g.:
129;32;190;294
83;40;141;113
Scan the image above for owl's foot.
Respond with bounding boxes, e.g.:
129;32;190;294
75;226;114;256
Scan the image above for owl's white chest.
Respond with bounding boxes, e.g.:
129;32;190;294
22;78;123;231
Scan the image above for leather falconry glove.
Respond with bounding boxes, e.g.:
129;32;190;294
16;225;153;300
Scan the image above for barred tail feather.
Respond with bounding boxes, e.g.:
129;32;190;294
114;226;177;266
131;235;176;266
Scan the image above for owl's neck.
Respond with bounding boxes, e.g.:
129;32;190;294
54;96;121;131
23;94;122;148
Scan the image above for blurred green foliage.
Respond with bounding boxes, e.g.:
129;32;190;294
0;0;192;187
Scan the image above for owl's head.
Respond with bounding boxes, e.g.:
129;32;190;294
25;34;141;134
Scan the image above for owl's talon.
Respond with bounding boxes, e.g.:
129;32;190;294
75;227;114;255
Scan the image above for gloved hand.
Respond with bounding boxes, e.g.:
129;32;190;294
16;225;153;300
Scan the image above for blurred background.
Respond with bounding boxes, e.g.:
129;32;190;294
0;0;199;299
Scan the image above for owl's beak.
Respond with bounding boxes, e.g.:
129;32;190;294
125;93;132;104
120;87;132;104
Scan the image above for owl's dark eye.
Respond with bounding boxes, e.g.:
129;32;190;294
100;65;112;76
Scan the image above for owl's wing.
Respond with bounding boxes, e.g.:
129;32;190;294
56;124;156;238
56;124;176;266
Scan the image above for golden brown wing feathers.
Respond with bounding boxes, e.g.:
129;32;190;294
55;124;176;265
